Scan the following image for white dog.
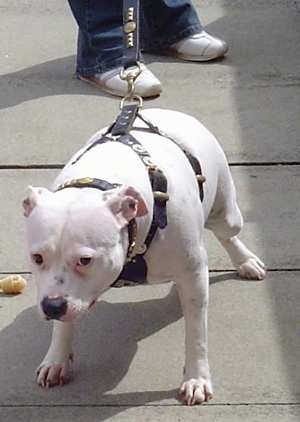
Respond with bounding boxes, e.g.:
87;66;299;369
23;108;265;405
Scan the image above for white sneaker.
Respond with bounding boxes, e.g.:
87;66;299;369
162;31;228;61
78;64;162;98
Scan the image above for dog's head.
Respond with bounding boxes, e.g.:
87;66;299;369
23;185;148;322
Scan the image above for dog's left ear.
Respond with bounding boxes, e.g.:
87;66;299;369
106;186;148;223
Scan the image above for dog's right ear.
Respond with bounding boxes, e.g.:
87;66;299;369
23;186;39;217
22;186;50;217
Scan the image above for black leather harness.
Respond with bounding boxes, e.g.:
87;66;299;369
57;105;205;287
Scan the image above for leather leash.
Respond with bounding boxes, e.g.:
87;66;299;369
119;0;143;108
122;0;140;69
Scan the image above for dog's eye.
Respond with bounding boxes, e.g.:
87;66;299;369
78;257;92;266
33;254;43;265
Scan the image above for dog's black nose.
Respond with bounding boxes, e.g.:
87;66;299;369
41;296;68;320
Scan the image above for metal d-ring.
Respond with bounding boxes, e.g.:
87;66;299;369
120;93;143;110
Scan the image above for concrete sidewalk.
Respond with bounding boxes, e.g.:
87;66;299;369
0;1;299;421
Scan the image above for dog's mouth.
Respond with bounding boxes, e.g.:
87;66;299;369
89;299;97;308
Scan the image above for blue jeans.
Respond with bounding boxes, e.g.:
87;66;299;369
67;0;203;76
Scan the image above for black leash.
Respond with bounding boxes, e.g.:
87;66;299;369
118;0;143;108
122;0;140;69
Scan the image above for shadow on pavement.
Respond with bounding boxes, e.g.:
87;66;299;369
0;285;182;412
0;56;112;110
1;0;299;412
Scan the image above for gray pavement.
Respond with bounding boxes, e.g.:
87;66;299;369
0;0;299;421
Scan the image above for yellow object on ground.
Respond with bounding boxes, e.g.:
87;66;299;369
0;275;27;294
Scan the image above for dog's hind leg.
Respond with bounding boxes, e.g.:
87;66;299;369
215;232;266;280
205;169;266;280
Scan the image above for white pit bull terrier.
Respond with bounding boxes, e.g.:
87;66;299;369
23;108;265;405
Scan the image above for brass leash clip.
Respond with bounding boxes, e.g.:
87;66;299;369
119;63;143;109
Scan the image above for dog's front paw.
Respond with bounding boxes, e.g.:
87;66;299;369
36;353;73;388
179;378;213;406
236;257;266;280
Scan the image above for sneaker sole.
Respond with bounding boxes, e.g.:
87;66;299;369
78;75;162;99
152;45;228;62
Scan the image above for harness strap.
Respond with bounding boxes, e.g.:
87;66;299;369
111;219;157;287
111;104;139;136
113;133;168;227
183;150;205;201
56;178;120;192
71;104;140;165
109;105;205;203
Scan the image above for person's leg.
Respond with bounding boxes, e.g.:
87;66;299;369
67;0;124;76
140;0;202;50
66;0;227;97
140;0;228;62
67;0;162;97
